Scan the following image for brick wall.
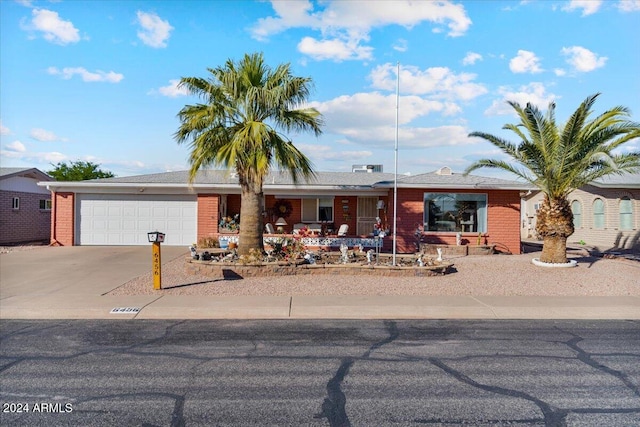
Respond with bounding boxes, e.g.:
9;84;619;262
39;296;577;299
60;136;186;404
563;186;638;250
0;190;51;244
391;188;522;254
197;194;220;241
522;187;639;251
51;192;74;246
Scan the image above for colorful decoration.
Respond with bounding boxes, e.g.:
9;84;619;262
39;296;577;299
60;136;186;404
272;199;293;218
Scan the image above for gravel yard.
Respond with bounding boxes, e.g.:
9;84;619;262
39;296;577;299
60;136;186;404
106;248;640;297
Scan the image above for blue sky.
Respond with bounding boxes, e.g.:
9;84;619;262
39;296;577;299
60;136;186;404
1;0;639;179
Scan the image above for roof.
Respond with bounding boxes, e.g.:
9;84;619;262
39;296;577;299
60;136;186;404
87;169;397;187
38;168;530;193
0;167;53;181
591;172;640;189
374;169;533;190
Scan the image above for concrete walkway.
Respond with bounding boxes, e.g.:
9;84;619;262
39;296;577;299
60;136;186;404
1;246;638;320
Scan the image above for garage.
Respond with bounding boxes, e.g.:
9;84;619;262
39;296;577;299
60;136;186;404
76;194;197;246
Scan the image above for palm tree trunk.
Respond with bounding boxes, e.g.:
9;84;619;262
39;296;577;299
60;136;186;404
540;235;568;264
536;195;574;264
238;186;264;256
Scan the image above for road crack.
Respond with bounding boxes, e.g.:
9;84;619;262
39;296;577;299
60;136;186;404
315;320;399;426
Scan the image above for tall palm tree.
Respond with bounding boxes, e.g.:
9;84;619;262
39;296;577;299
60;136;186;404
175;52;323;255
465;93;640;264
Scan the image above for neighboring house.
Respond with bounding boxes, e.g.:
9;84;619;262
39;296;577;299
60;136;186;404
39;167;531;254
521;172;640;251
0;167;54;245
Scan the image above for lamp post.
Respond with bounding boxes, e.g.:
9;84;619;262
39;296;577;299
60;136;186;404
147;231;165;290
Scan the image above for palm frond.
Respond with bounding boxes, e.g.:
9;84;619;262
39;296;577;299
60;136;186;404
174;52;322;184
465;94;640;199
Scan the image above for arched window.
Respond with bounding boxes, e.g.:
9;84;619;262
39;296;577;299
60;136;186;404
571;200;582;228
620;197;633;230
593;198;605;229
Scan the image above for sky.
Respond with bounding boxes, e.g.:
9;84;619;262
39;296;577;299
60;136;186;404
1;0;639;179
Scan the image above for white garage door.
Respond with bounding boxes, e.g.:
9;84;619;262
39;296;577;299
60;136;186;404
77;194;197;246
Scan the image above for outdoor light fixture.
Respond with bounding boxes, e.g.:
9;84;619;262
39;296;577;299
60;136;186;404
147;231;165;243
377;200;385;210
275;217;287;233
147;231;165;290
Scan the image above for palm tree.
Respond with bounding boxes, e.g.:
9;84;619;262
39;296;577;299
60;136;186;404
465;93;640;263
175;52;323;255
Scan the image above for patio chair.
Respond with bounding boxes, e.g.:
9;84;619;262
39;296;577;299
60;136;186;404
337;224;349;237
308;223;322;235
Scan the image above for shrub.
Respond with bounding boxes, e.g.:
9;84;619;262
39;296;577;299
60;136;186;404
197;236;219;248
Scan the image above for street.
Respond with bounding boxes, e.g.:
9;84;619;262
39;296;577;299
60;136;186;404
1;320;639;426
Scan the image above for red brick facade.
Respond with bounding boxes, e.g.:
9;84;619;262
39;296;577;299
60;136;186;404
389;188;522;254
50;192;74;246
197;194;220;241
50;187;522;253
0;190;51;245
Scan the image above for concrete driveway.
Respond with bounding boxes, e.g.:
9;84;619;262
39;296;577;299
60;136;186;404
0;246;189;318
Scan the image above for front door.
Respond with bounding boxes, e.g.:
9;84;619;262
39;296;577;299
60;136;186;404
357;197;378;236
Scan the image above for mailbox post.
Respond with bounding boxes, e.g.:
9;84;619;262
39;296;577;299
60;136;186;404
147;231;165;290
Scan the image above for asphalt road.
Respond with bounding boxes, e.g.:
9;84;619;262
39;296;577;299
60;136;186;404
1;320;639;426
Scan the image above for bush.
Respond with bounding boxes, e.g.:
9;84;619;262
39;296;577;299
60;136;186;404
197;236;219;248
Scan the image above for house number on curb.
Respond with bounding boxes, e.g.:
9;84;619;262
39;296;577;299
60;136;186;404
110;307;140;314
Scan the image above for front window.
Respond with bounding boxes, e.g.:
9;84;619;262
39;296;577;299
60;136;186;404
423;193;487;233
39;199;52;210
301;198;334;222
620;197;633;230
571;200;582;228
593;198;605;229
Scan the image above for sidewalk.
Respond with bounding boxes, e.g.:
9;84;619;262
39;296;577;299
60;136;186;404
1;246;638;320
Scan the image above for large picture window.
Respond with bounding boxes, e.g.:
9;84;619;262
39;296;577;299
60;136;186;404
424;193;487;233
301;198;333;222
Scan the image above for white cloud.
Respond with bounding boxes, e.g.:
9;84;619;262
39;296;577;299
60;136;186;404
297;144;373;162
0;121;10;135
484;82;557;116
47;66;124;83
618;0;640;11
509;50;543;74
298;36;373;61
308;93;473;149
563;0;603;16
0;146;66;163
310;92;445;133
554;68;567;76
6;141;27;153
30;128;60;142
24;8;80;45
136;11;173;48
462;52;482;66
252;1;471;61
393;38;408;52
152;79;190;97
369;63;487;101
561;46;607;72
